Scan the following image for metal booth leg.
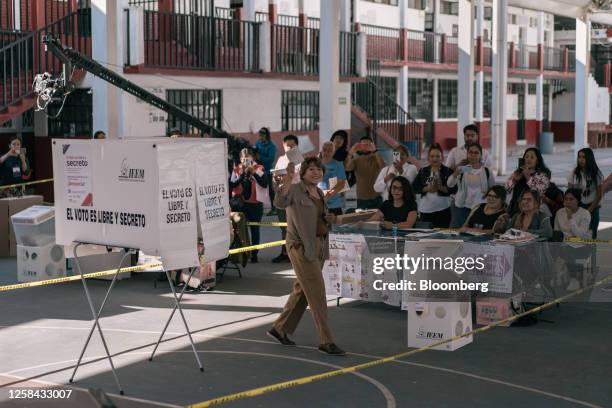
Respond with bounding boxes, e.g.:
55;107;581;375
69;243;132;395
149;266;204;372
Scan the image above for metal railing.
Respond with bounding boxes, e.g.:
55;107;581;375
272;24;319;75
444;35;458;64
214;7;235;20
361;24;401;61
568;50;576;72
143;11;259;72
277;14;299;27
128;0;213;15
406;30;439;63
483;41;492;66
544;46;564;71
516;44;538;70
0;30;29;48
339;30;357;77
1;10;91;112
0;0;30;31
255;11;268;22
352;78;422;158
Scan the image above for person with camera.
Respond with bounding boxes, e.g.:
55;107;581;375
0;136;29;192
345;136;385;210
229;148;268;263
506;147;551;216
267;157;345;356
373;145;418;201
412;144;456;228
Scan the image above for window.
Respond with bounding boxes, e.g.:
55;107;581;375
483;82;492;118
507;83;524;95
440;1;458;15
528;84;537;95
408;78;433;120
376;77;398;120
437;79;457;119
48;89;93;137
166;89;222;135
281;90;319;131
424;12;434;31
407;0;426;10
452;24;458;36
364;0;399;6
484;6;492;20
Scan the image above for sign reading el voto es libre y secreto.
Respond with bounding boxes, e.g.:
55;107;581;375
52;138;230;270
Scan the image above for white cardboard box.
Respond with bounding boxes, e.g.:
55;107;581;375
17;243;66;283
406;301;473;351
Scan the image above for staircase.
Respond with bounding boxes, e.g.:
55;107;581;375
351;77;423;159
0;9;91;126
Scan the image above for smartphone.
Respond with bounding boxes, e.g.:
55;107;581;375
459;165;471;173
243;158;253;167
356;143;369;152
518;158;525;169
392;151;401;162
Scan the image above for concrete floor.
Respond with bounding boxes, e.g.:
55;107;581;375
1;147;612;408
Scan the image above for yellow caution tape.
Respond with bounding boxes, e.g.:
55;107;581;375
247;222;288;227
0;178;54;190
186;274;612;408
0;240;286;293
0;262;163;292
564;237;612;244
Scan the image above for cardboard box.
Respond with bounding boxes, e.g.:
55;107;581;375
0;196;44;257
17;243;66;283
406;301;473;351
476;297;517;327
335;210;377;225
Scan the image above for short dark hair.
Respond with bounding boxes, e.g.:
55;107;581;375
94;130;106;139
359;136;374;143
428;143;443;156
258;127;271;140
300;157;325;179
394;145;410;156
487;185;507;203
520;189;542;206
466;143;483;155
390;176;416;206
9;135;22;144
283;134;299;145
463;124;479;135
167;128;182;138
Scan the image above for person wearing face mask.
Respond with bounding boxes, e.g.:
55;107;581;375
554;189;591;240
345;136;385;210
506;147;551;216
318;142;346;216
0;136;29;190
229;148;268;263
268;157;345;356
412;144;457;228
373;145;418;201
447;143;495;228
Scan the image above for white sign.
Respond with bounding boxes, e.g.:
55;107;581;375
463;243;514;294
62;143;94;206
52;138;230;270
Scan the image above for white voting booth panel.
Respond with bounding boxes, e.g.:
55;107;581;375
51;138;230;270
406;302;473;351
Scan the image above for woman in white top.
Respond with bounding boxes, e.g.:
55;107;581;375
447;143;495;228
373;145;418;201
554;188;591;240
567;148;603;239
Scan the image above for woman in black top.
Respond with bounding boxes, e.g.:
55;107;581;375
369;176;417;228
462;185;509;233
331;130;348;162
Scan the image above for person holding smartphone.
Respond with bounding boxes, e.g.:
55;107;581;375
0;136;29;190
229;148;268;263
373;145;418;201
506;147;551;216
345;136;385;210
446;143;495;228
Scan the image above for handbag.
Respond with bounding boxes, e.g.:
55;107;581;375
230;195;244;211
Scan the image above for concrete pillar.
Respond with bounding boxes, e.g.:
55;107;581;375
128;7;145;66
340;0;351;32
243;0;256;22
91;0;124;139
13;0;21;31
356;32;367;77
457;0;474;146
319;0;341;144
399;66;409;113
535;12;544;133
433;78;439;143
259;21;272;72
491;0;508;175
574;17;590;155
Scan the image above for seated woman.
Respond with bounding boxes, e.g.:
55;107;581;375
460;185;508;234
554;188;591;240
369;176;418;229
507;189;553;239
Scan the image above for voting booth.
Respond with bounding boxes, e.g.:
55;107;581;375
51;138;231;393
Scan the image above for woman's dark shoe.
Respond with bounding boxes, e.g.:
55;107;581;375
250;253;258;263
272;253;289;263
266;327;296;346
318;343;346;356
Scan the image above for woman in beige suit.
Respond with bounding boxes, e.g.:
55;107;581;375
267;157;345;356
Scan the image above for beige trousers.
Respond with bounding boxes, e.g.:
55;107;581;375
273;237;333;344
